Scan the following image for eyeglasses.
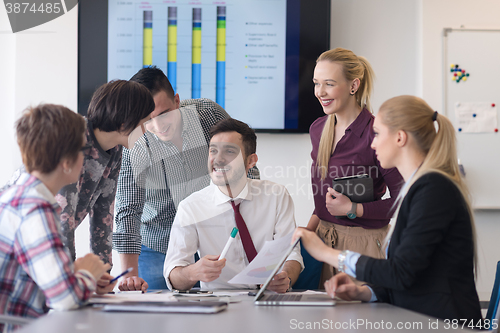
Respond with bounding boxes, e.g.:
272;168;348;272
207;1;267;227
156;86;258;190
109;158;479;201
80;143;92;153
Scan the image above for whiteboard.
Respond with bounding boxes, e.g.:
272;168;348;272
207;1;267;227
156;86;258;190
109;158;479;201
443;28;500;209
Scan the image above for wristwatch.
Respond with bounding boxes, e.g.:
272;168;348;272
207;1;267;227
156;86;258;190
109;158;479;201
347;202;357;219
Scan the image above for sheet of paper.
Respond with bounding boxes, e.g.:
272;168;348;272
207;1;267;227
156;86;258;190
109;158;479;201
172;294;242;303
298;290;329;295
212;291;251;297
228;232;294;285
455;102;498;133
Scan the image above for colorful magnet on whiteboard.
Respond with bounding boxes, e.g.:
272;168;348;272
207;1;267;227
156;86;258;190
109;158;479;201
455;64;459;68
462;77;467;81
472;114;476;118
495;128;499;133
492;103;496;107
465;73;469;77
452;76;456;81
457;72;462;77
450;68;454;72
453;73;457;76
461;70;465;73
458;128;462;132
450;64;455;68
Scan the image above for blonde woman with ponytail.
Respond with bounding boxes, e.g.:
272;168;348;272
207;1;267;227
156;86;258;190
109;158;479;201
307;48;403;285
294;95;482;321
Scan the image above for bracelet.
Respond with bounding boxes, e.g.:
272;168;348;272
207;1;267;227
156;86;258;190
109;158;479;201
338;250;347;273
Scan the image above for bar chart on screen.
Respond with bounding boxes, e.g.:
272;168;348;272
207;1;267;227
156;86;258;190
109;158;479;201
108;0;287;128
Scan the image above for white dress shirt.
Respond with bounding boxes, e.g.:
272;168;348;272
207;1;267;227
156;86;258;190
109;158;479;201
164;178;304;290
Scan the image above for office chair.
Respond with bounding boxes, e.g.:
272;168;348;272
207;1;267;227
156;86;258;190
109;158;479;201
494;305;500;333
292;240;323;290
486;261;500;330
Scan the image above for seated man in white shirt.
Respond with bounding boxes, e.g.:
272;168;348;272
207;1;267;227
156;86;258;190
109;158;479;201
164;118;303;293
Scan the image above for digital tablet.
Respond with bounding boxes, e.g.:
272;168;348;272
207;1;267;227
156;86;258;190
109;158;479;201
332;174;374;203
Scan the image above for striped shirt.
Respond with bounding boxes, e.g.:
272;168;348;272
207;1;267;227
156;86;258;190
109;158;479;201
0;173;96;332
113;98;259;255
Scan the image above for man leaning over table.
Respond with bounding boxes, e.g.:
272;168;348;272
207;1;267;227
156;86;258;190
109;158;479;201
164;118;303;293
114;67;259;290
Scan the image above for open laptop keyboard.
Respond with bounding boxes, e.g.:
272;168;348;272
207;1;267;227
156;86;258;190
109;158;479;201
264;294;302;302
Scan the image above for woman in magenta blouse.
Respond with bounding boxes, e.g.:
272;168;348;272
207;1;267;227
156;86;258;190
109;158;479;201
307;48;403;285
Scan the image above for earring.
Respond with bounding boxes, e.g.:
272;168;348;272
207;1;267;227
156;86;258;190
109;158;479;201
64;168;72;174
350;90;356;95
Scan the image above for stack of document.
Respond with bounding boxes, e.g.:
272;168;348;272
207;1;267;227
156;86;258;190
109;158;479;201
102;301;228;314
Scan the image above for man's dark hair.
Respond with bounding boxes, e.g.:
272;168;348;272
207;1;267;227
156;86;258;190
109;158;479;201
209;118;257;157
87;80;155;133
130;66;175;99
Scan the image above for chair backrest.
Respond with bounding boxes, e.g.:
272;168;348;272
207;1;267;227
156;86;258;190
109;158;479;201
290;240;322;290
486;261;500;325
494;304;500;333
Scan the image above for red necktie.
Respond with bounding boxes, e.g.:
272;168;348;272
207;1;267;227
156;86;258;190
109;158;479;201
230;200;257;262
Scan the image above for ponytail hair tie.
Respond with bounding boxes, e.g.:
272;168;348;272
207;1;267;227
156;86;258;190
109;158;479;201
432;111;438;122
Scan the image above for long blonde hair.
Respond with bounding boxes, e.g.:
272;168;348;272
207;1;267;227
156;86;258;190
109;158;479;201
316;48;375;179
379;95;477;273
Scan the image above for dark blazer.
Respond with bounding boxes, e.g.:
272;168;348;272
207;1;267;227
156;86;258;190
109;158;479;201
356;172;482;321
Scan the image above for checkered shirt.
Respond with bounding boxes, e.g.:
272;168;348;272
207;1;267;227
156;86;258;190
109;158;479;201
113;98;259;255
0;173;96;332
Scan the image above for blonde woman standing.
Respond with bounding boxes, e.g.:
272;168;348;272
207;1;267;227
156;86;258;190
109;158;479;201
295;95;482;321
308;48;403;284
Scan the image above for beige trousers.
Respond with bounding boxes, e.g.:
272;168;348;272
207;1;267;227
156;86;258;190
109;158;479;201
316;220;388;287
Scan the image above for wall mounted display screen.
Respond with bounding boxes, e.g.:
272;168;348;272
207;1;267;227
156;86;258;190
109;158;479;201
78;0;330;132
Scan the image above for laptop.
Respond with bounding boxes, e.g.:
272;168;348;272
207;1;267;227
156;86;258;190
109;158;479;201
253;238;336;306
103;301;228;314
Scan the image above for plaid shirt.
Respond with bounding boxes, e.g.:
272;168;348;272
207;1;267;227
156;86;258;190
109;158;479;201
0;173;96;332
113;98;259;255
1;119;122;266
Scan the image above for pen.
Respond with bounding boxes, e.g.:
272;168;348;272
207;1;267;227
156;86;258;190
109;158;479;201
219;227;239;260
109;267;133;284
173;290;213;294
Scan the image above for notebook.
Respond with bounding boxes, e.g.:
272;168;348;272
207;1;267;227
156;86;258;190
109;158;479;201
103;301;228;314
253;238;336;306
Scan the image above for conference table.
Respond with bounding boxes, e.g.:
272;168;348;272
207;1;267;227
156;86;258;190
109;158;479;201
17;291;475;333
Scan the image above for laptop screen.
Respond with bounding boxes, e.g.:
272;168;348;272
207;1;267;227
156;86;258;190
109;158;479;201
253;238;301;301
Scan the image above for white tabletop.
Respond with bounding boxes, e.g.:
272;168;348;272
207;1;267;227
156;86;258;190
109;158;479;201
16;291;474;333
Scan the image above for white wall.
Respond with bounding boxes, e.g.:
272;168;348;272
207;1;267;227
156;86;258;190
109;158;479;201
329;0;421;112
0;7;78;184
420;0;500;300
421;0;500;110
0;7;19;184
1;0;498;299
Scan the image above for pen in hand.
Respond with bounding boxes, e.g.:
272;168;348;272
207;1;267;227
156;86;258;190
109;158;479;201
109;267;133;284
219;227;239;260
